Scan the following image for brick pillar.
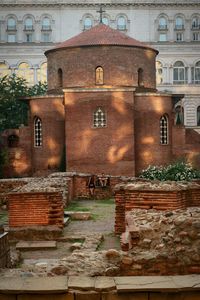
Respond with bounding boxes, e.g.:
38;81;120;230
115;189;126;234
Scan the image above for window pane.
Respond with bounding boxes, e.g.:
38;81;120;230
174;68;179;81
159;33;167;41
179;68;184;81
117;17;126;30
102;17;109;25
84;17;92;29
8;34;16;42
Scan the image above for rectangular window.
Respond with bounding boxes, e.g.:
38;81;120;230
42;33;50;42
159;33;167;42
26;33;32;42
176;33;183;41
7;34;16;42
193;32;199;41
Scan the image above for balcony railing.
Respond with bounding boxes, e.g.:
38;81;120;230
158;25;168;30
24;25;34;31
41;25;51;31
7;25;16;31
192;24;200;30
117;25;127;31
174;25;184;30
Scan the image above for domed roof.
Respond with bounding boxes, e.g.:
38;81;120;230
45;23;158;54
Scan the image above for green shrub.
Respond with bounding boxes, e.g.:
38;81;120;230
140;161;200;181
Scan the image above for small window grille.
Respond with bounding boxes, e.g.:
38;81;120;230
34;117;42;147
93;108;106;128
160;115;168;145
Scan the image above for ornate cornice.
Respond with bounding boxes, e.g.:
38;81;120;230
0;0;200;8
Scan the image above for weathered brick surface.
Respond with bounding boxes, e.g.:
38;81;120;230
9;192;64;228
115;182;200;234
47;46;157;91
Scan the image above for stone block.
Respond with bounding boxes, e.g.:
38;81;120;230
0;276;68;294
95;277;116;291
75;291;101;300
149;292;200;300
18;294;73;300
102;291;148;300
0;295;16;300
68;276;95;291
16;241;57;250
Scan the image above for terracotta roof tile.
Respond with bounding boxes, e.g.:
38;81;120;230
46;24;158;54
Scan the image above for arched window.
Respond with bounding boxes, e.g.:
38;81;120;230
192;61;200;84
37;62;47;83
197;106;200;126
95;67;103;85
16;62;34;85
156;61;163;85
84;17;92;30
117;16;126;31
58;68;63;87
0;63;11;77
102;17;109;25
159;17;167;30
192;17;199;29
93;108;106;128
7;17;16;30
7;135;19;148
34;117;42;147
160;115;168;145
173;61;187;84
42;17;51;30
7;17;17;42
175;17;184;30
175;105;184;125
24;17;33;30
138;68;144;87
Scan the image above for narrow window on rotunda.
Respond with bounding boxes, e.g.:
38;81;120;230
7;135;19;148
160;115;168;145
58;68;63;87
197;106;200;126
95;66;103;85
138;68;144;86
93;108;106;128
34;117;42;147
175;105;184;125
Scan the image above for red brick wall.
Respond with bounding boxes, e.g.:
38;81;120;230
47;46;157;91
1;127;32;177
134;94;173;175
29;96;65;173
9;192;63;228
115;185;200;234
64;90;135;176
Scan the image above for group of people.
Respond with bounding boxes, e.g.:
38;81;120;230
87;173;109;196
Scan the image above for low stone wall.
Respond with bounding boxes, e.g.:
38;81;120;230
0;178;31;210
0;275;199;300
71;173;128;200
120;207;200;275
115;181;200;234
0;232;10;268
9;192;64;229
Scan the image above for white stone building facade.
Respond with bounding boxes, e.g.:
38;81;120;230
0;0;200;127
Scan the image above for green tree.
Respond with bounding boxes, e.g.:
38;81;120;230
0;144;8;178
0;74;47;132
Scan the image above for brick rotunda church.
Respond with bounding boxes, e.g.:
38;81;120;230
2;23;200;177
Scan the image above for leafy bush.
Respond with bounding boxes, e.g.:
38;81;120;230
0;146;8;178
140;161;200;181
0;74;47;132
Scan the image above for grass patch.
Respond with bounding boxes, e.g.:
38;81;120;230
0;211;8;224
65;202;90;212
95;199;115;205
90;213;99;221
